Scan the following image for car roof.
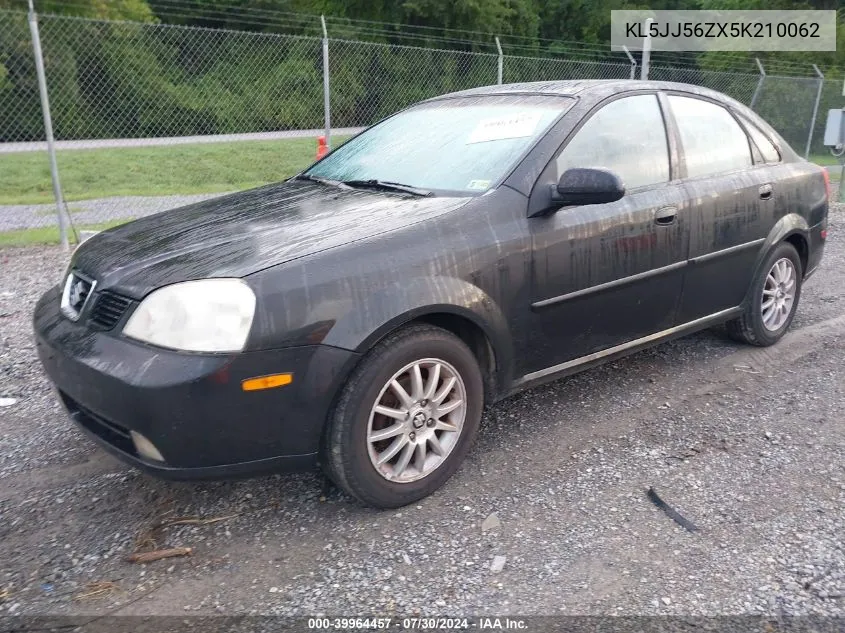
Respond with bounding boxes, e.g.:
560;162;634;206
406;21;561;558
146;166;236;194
428;79;733;103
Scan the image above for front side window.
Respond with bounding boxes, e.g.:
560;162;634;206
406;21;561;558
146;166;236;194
555;94;670;190
669;95;752;178
305;96;572;194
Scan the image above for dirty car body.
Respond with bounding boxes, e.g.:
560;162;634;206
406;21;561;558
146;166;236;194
34;80;828;504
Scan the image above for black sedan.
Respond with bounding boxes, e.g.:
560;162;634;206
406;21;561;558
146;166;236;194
34;80;829;508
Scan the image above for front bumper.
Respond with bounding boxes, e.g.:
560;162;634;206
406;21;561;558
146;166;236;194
34;286;359;480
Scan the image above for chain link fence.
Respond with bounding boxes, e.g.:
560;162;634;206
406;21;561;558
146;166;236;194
0;8;836;243
751;74;825;155
38;17;325;140
504;54;634;83
0;10;40;144
647;66;761;105
328;39;498;128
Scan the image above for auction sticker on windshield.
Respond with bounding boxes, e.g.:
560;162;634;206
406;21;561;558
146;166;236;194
467;179;491;190
467;112;543;144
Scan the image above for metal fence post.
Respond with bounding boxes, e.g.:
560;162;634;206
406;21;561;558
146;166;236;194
805;64;824;159
749;58;765;110
321;15;331;150
622;46;637;80
640;18;653;80
495;37;503;85
27;0;69;251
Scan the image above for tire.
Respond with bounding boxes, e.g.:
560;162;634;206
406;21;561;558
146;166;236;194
323;324;484;508
725;241;803;346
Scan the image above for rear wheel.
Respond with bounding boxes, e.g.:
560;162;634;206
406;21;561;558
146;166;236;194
726;241;802;346
323;324;484;508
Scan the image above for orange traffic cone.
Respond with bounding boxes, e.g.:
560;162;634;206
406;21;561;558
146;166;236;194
316;136;328;160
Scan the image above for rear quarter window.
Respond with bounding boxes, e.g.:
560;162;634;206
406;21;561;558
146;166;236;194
740;115;781;164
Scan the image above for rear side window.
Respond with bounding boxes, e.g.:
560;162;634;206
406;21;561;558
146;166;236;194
740;116;781;163
669;95;752;178
555;94;670;190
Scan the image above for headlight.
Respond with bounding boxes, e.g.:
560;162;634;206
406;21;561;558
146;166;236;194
123;279;256;352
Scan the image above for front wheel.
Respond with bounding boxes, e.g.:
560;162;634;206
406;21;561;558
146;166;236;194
323;324;484;508
726;241;803;346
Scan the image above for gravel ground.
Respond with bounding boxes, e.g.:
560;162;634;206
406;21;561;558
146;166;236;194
0;200;843;619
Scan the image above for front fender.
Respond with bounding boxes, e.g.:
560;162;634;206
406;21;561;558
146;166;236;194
321;276;514;393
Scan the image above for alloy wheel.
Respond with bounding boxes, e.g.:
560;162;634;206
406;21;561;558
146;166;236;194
366;358;467;483
761;257;797;331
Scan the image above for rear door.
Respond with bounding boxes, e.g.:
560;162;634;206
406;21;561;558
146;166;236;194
666;94;777;322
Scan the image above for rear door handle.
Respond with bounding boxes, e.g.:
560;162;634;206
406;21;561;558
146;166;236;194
759;184;773;200
654;206;677;225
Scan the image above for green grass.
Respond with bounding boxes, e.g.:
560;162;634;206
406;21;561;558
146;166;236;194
810;154;839;166
0;136;347;205
810;154;844;180
0;221;128;248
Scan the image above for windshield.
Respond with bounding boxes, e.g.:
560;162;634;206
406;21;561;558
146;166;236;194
304;95;572;195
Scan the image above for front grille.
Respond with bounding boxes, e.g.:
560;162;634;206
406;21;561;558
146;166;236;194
90;291;132;329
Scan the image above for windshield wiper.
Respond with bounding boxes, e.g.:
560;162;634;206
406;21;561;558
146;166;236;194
341;179;432;197
294;173;342;186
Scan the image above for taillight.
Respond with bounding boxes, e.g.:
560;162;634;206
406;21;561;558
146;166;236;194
822;168;831;200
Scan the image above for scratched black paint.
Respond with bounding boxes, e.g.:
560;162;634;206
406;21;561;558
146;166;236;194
33;80;828;478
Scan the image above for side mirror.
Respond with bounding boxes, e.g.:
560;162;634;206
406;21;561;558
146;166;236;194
551;167;625;206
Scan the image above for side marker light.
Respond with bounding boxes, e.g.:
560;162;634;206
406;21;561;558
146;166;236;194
242;373;293;391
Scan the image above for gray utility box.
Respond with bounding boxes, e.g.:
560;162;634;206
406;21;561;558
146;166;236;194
823;108;845;148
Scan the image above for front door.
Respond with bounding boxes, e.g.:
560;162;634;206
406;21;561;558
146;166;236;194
525;93;689;375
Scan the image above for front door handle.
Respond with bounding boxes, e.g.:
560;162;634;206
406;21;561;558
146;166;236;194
654;206;677;225
759;183;773;200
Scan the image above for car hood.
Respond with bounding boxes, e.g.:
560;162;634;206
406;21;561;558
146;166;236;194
71;181;470;299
